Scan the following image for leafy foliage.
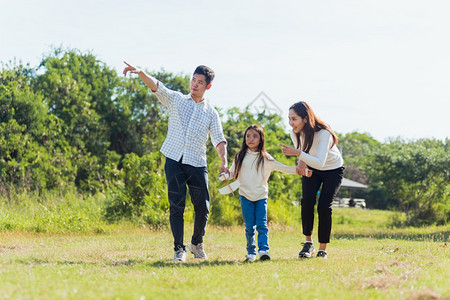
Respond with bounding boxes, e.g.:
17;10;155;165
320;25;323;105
338;132;449;225
1;48;448;228
105;152;168;228
366;139;449;225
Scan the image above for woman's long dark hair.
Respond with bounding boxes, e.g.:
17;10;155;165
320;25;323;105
289;101;338;153
233;125;270;179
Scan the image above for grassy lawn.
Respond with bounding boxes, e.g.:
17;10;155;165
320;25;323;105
0;209;449;299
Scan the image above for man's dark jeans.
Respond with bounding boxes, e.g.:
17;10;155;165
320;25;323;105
164;157;210;251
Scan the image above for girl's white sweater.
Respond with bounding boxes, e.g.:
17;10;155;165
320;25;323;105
230;150;297;201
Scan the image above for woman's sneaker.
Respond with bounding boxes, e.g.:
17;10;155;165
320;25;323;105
189;243;208;259
258;250;271;261
316;250;328;259
245;254;257;262
299;242;315;258
173;246;187;262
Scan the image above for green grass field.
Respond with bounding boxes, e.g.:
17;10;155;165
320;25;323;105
1;209;449;299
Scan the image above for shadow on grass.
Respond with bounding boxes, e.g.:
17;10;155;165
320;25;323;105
150;259;243;268
12;258;148;266
333;231;449;242
12;258;261;267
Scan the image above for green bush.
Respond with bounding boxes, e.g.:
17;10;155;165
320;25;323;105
0;189;108;233
105;152;169;228
267;200;301;226
210;194;242;226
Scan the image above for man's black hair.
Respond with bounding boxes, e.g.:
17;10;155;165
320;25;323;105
193;65;215;85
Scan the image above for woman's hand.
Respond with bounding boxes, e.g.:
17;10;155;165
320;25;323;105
296;160;313;177
279;144;301;157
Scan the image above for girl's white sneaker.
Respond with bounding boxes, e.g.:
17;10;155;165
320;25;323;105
245;254;257;262
258;251;271;261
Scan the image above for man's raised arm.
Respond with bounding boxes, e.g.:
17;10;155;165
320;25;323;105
123;61;158;92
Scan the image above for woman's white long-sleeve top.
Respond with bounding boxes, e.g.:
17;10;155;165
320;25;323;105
290;129;343;171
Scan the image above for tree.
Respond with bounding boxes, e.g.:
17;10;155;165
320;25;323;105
366;139;449;225
0;63;76;193
34;48;121;191
35;49;117;156
337;131;379;182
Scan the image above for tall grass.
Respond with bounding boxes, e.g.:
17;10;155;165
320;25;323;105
1;190;449;240
0;190;110;233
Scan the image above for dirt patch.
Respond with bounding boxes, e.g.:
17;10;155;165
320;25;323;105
0;244;26;253
362;262;418;290
406;288;445;300
363;275;393;289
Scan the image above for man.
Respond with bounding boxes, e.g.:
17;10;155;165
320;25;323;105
123;62;228;262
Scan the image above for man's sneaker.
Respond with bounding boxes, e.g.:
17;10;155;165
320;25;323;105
245;254;257;262
189;243;208;259
317;250;328;259
258;250;271;261
173;246;186;262
299;242;315;258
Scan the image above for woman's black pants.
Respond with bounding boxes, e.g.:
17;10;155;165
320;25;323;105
301;167;344;243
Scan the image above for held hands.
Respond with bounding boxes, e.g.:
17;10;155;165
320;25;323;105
219;165;230;176
279;144;301;157
218;172;230;182
279;144;311;176
297;160;313;177
123;61;141;76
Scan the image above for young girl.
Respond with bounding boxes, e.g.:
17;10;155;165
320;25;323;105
280;101;344;259
220;125;298;262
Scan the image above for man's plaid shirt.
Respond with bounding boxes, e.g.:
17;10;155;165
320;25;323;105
151;82;227;167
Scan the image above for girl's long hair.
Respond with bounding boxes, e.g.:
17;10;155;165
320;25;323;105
289;101;338;153
233;125;269;179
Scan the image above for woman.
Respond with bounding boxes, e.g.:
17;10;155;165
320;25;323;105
280;101;344;259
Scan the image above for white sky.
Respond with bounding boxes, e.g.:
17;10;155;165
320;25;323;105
1;0;449;141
